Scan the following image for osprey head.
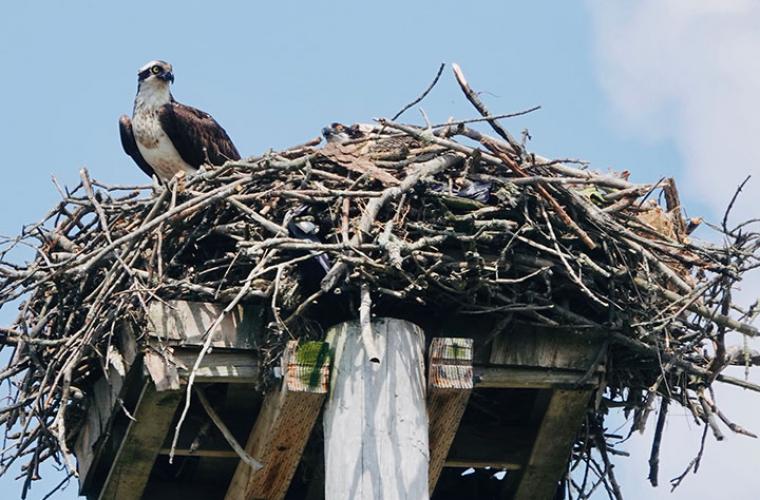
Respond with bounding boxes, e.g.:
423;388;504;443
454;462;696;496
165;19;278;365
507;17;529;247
137;60;174;85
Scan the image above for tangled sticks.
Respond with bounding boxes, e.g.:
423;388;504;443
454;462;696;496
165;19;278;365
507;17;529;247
0;64;758;498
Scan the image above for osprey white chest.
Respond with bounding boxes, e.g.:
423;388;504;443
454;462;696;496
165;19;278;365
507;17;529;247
132;109;195;182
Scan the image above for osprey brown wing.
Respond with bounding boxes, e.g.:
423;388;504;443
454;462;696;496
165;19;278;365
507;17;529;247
118;115;156;179
157;102;240;168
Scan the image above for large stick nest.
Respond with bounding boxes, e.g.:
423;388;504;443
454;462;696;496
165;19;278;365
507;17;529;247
0;65;758;498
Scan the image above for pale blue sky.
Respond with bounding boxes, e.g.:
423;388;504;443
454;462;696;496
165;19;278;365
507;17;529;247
0;1;757;499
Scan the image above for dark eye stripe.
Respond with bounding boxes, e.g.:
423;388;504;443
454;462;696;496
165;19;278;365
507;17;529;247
138;68;152;81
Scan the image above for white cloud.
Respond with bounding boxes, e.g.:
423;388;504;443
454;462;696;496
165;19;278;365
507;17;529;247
588;0;760;220
586;2;760;499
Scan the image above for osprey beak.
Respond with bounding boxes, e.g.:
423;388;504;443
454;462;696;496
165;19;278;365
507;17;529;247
160;72;175;83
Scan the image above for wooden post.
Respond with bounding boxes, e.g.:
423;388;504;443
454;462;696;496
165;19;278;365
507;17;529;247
98;381;182;500
323;318;429;500
225;340;330;500
427;337;473;493
511;389;592;500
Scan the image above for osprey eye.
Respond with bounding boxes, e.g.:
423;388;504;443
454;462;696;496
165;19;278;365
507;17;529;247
151;66;161;75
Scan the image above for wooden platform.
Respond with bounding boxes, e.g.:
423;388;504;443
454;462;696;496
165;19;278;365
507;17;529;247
73;301;603;500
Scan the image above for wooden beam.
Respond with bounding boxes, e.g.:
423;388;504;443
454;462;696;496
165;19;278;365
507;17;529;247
490;325;602;371
427;337;473;493
75;365;132;491
144;348;261;391
473;365;599;389
160;447;238;458
511;389;592;500
98;380;182;500
172;349;260;384
323;318;429;500
146;300;263;349
144;349;181;391
225;340;329;500
76;324;142;495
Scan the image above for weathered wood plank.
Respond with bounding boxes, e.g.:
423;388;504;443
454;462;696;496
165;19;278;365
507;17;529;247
159;447;238;458
146;300;263;348
225;340;329;500
118;320;139;367
427;337;473;493
143;347;261;390
173;349;260;385
98;381;182;500
511;389;592;500
473;365;600;389
75;327;141;493
323;318;429;500
144;349;182;391
74;390;106;489
490;325;601;371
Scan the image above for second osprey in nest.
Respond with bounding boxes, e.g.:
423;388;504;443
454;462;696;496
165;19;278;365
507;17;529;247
119;60;240;182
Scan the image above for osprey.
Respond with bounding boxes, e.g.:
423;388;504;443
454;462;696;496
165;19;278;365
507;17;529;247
119;60;240;181
321;122;363;144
